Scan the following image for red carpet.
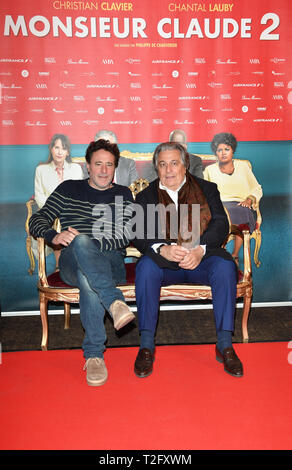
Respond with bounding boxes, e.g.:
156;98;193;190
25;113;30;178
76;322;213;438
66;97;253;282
1;342;292;451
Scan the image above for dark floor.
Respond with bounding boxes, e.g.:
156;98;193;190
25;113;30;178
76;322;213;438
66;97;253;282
1;305;292;352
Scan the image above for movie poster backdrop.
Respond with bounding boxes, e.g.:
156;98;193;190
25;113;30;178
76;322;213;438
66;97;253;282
0;0;291;144
0;0;291;313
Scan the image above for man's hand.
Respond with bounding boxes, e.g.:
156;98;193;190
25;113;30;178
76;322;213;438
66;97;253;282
159;244;189;263
52;226;80;247
178;245;204;270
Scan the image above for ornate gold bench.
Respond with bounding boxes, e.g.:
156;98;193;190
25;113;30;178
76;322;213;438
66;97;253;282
31;178;253;350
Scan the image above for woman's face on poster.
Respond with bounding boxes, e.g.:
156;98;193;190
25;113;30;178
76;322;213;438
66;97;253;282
216;143;234;164
51;138;69;166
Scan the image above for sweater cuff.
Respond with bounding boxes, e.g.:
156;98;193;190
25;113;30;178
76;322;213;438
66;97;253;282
44;228;58;244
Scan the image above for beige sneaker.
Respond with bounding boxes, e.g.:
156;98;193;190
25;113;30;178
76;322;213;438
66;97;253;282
109;300;135;330
83;357;108;386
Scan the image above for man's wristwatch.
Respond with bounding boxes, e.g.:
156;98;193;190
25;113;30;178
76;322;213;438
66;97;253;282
157;244;165;255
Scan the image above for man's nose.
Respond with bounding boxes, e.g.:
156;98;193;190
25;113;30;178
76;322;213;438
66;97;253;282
100;165;108;174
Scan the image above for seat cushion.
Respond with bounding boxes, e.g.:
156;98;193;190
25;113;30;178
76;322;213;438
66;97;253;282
46;261;243;292
237;223;250;232
47;262;137;288
47;271;71;288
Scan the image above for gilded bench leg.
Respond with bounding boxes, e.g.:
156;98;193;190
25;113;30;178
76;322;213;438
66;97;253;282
241;288;252;343
253;231;262;268
40;292;49;351
64;302;71;330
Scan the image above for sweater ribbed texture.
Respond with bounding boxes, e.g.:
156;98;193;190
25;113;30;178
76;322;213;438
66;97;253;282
29;179;134;251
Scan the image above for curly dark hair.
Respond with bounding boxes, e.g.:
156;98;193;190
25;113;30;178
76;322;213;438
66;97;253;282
85;139;120;167
211;132;237;154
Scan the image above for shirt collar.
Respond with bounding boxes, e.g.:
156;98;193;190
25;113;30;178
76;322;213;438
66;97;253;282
159;176;186;207
159;176;186;194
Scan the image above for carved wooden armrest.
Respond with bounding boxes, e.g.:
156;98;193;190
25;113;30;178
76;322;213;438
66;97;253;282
255;204;262;229
37;238;49;287
242;230;252;283
53;218;61;233
25;197;37;235
129;177;149;199
126;246;142;258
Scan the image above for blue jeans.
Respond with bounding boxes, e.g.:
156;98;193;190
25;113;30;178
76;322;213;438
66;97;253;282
135;255;237;335
59;234;126;359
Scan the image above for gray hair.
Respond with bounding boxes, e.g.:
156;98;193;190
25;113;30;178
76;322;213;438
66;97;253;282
94;130;118;143
169;129;187;145
153;142;190;171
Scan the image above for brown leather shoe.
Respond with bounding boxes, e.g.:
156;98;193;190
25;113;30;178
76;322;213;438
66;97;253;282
134;348;154;378
215;346;243;377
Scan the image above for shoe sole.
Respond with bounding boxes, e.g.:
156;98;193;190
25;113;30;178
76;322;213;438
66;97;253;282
216;355;243;378
87;375;108;386
114;312;135;330
134;368;153;378
216;354;223;364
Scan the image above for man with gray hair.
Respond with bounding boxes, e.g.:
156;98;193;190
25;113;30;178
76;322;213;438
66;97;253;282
169;129;203;179
132;141;243;380
87;130;138;186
